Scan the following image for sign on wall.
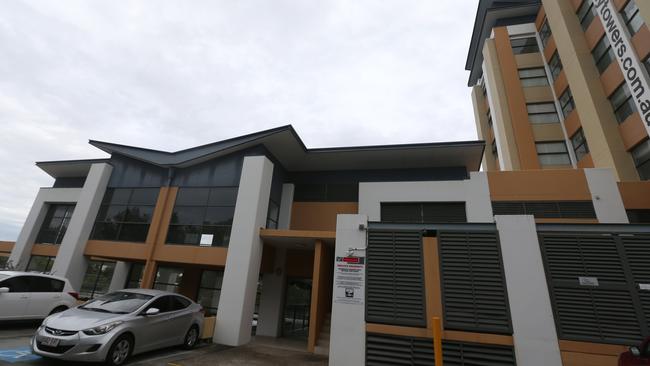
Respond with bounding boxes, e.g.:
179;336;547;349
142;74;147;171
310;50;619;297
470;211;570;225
591;0;650;133
334;256;365;305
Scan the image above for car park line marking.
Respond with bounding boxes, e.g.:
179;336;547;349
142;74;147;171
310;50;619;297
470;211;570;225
0;347;41;363
129;350;195;365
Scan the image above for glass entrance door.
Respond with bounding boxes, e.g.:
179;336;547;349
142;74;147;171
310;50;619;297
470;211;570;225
282;278;312;339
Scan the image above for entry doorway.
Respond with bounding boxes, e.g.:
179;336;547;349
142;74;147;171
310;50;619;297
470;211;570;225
282;277;312;339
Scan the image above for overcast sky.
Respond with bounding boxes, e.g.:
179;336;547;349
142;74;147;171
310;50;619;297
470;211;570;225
0;0;480;240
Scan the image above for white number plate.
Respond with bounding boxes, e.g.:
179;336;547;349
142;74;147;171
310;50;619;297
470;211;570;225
41;336;60;347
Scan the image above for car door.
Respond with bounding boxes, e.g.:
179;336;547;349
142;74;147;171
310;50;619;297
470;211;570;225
25;276;64;318
164;296;194;345
0;276;31;320
135;296;175;352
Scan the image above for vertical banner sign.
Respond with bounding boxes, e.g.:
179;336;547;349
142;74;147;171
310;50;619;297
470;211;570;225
591;0;650;133
334;256;365;305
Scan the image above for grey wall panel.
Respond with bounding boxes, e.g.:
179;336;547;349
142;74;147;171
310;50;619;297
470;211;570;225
438;231;512;334
366;230;426;327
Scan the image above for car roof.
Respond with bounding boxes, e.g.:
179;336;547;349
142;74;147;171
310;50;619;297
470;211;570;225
0;271;68;281
118;288;182;297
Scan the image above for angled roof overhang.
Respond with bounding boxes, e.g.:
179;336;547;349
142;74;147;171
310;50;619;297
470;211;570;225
36;158;110;178
466;0;541;86
36;125;485;178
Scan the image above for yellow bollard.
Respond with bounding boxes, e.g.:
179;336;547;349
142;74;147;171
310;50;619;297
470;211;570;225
432;317;443;366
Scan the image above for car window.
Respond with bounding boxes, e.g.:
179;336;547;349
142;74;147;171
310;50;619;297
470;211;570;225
1;276;29;292
147;296;172;313
80;292;154;314
28;276;64;292
644;340;650;356
171;296;190;311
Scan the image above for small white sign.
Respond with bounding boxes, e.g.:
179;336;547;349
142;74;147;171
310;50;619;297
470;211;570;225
579;276;599;287
200;234;214;246
334;256;365;305
639;284;650;291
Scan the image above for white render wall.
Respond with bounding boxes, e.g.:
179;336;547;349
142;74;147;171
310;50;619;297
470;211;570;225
9;188;82;270
278;183;294;230
256;248;287;337
329;214;368;366
52;163;113;290
496;215;563;366
213;155;274;346
358;172;493;223
585;168;629;223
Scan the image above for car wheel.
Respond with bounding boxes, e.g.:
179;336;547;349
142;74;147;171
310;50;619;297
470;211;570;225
106;335;132;366
48;306;68;315
182;325;199;349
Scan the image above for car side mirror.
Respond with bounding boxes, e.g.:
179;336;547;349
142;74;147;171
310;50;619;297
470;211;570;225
145;308;160;316
630;346;641;357
0;287;8;294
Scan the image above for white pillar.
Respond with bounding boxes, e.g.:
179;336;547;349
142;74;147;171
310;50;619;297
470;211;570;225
584;168;629;223
213;156;274;346
9;188;82;270
466;171;494;223
108;261;131;292
51;163;113;290
278;183;294;230
495;215;563;366
329;214;367;366
256;248;287;337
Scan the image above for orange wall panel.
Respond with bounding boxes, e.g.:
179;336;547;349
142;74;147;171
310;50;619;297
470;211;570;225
535;6;546;30
153;245;227;267
600;63;624;98
564;110;582;137
576;153;595;168
488;170;592;201
544;37;557;62
553;70;569;97
290;202;358;231
85;240;150;261
585;19;605;51
618;180;650;209
0;241;14;254
632;25;650;62
31;244;59;257
619;114;649;150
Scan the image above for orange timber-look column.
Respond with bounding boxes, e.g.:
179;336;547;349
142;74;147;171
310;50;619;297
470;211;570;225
140;186;178;288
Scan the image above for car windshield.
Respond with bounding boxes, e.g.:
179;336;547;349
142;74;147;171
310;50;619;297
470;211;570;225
0;274;9;282
80;292;153;314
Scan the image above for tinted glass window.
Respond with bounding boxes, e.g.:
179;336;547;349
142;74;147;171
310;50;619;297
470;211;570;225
527;103;560;123
197;270;224;316
548;52;563;81
539;20;552;48
147;296;172;313
80;260;116;300
153;266;183;293
536;142;571;166
559;88;575;118
609;83;637;123
510;36;539;54
632;139;650;180
2;276;29;292
171;296;191;310
91;188;159;242
26;255;54;273
621;0;643;36
518;67;548;87
592;36;615;73
36;204;75;245
28;276;64;292
81;291;153;314
577;1;597;30
571;128;590;162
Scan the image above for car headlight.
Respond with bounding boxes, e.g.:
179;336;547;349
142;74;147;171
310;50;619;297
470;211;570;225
82;321;123;335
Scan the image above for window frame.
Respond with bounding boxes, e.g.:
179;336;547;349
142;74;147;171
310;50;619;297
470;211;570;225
577;0;597;31
592;36;615;74
518;67;549;87
570;128;590;162
536;141;572;166
631;139;650;180
548;52;563;82
196;269;224;316
510;36;540;55
91;188;159;243
609;83;638;123
166;186;238;247
539;19;552;48
620;0;643;36
26;255;55;273
559;88;576;118
527;102;561;124
152;265;183;293
35;204;75;245
79;260;116;300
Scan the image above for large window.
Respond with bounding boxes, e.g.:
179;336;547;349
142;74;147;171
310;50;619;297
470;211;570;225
266;200;280;229
539;19;552;48
510;36;539;54
197;270;224;316
631;139;650;180
621;0;643;36
536;141;571;166
645;56;650;75
166;187;237;247
518;67;548;87
0;256;7;269
153;266;183;293
35;204;75;245
125;263;145;289
548;52;563;81
26;255;54;273
592;36;615;74
293;183;358;202
527;102;560;124
91;188;159;243
381;202;467;223
571;128;590;162
559;88;576;118
577;0;597;31
79;260;116;300
609;83;637;123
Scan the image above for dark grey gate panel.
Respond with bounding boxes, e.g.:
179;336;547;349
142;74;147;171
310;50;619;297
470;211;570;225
621;234;650;325
366;333;516;366
381;202;467;223
492;201;596;219
366;230;426;327
438;231;512;334
539;232;650;344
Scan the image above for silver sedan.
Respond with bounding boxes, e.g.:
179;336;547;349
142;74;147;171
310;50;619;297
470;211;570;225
31;289;204;365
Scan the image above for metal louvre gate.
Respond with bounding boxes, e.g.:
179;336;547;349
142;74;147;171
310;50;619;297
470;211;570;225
366;333;516;366
438;231;512;334
366;230;426;327
539;232;650;344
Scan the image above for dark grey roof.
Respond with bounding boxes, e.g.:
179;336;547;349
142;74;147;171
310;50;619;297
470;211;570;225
466;0;541;86
37;125;486;177
36;158;110;178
